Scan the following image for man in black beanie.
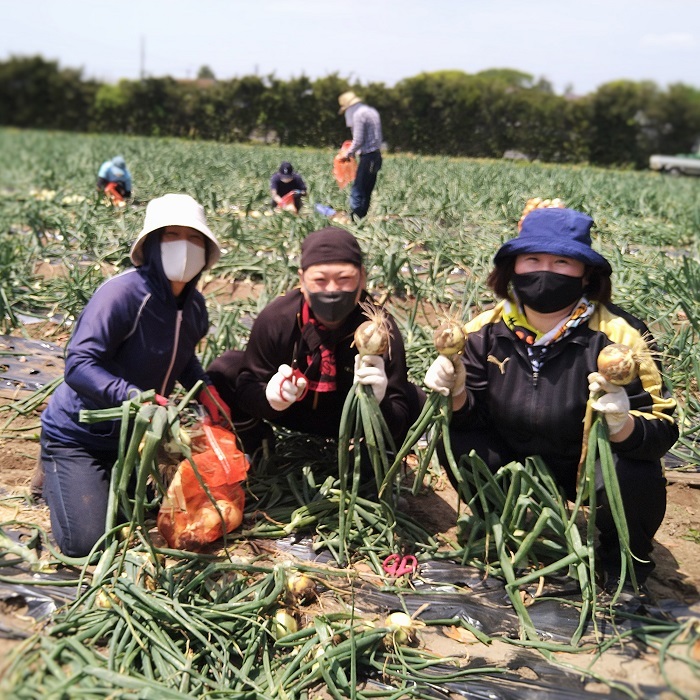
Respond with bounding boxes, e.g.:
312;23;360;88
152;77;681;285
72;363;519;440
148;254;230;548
207;226;420;460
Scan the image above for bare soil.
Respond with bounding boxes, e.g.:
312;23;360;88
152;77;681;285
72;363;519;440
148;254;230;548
1;326;699;696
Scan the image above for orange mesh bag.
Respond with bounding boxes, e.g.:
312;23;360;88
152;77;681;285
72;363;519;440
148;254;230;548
333;141;357;189
104;181;125;203
278;191;298;211
157;425;250;551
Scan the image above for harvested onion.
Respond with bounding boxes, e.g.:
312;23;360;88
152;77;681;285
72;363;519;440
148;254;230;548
286;571;316;604
433;319;467;356
597;344;638;386
272;609;298;640
517;196;567;231
384;611;418;646
353;301;392;357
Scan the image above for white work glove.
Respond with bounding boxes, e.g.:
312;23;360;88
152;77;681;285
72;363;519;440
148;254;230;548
424;355;466;397
354;355;388;403
265;364;308;412
588;371;631;435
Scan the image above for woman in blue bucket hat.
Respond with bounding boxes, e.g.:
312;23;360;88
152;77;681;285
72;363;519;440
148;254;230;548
424;206;678;599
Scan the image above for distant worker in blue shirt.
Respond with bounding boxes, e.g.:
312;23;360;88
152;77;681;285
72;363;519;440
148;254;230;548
97;155;132;203
337;91;383;220
270;161;307;213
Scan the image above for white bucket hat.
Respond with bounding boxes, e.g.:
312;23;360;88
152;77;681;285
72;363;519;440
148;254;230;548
338;91;362;115
130;194;221;269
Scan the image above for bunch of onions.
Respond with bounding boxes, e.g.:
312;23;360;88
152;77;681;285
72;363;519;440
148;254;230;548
577;343;639;481
353;301;392;357
597;343;638;386
433;318;467;356
517;196;566;231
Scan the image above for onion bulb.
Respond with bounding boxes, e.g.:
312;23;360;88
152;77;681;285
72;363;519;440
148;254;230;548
384;611;418;646
433;319;467;356
353;301;392;357
286;571;316;604
517;196;566;231
597;344;638;386
95;588;116;609
272;609;298;640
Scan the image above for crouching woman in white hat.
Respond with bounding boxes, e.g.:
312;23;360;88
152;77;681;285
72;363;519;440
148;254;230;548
39;193;230;557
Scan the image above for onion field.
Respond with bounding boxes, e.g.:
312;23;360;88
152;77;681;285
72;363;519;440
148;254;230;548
1;127;699;698
1;128;699;453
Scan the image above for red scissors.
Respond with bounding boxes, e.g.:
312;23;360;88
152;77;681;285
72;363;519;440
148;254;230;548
382;553;418;577
287;358;308;401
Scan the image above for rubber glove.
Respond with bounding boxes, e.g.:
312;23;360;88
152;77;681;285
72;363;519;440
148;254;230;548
588;371;631;435
424;355;466;397
266;364;308;411
354;355;388;403
200;385;231;425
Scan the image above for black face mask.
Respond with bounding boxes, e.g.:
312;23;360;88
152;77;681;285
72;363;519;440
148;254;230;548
307;290;358;324
511;271;584;314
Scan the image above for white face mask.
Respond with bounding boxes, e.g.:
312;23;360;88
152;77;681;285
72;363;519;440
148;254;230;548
344;103;358;128
160;239;206;284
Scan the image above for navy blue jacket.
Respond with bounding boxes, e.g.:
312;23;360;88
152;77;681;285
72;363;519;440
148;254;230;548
269;172;306;198
41;238;210;450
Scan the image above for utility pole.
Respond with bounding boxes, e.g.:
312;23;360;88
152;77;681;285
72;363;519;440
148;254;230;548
140;36;145;80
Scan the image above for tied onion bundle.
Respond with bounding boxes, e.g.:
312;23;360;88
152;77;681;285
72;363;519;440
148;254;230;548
353;301;392;357
380;317;470;503
338;301;397;566
432;318;467;357
578;343;639;479
575;343;643;606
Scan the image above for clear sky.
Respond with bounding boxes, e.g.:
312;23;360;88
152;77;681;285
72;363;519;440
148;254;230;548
3;0;699;95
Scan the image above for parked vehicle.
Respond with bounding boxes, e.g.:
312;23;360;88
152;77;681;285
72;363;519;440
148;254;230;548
649;151;700;176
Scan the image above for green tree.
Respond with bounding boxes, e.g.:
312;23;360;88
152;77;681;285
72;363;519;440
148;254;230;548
648;83;700;155
0;55;96;131
475;68;536;90
586;80;660;167
197;65;216;81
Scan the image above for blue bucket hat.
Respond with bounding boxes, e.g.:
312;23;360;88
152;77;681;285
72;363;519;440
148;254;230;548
494;207;611;274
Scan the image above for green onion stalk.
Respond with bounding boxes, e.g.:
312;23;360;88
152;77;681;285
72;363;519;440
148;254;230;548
443;453;592;644
573;343;644;614
337;302;398;566
380;318;470;504
76;381;238;580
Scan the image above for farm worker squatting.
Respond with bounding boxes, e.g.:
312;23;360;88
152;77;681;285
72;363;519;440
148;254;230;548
270;161;307;213
337;91;382;220
97;155;132;202
207;226;423;466
38;194;230;557
424;206;679;597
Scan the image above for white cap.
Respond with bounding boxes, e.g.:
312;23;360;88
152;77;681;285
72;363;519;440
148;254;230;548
130;194;221;269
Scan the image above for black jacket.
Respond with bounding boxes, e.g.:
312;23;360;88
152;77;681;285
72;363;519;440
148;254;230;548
236;289;412;441
452;300;678;467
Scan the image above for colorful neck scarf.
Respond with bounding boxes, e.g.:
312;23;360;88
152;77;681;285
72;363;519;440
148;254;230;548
299;301;337;392
503;296;595;373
